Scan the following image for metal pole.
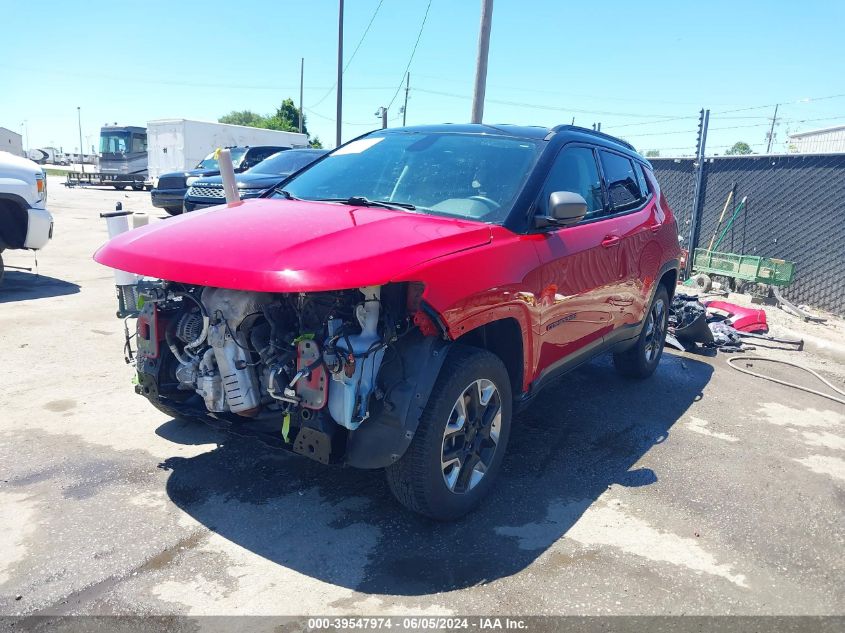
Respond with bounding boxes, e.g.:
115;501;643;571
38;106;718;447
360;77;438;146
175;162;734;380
336;0;344;147
470;0;494;123
765;103;779;154
381;107;387;129
77;107;85;174
402;73;410;126
687;108;709;272
299;57;304;134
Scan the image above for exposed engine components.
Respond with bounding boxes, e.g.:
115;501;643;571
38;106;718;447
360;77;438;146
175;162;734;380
327;286;386;430
145;282;402;430
175;310;204;344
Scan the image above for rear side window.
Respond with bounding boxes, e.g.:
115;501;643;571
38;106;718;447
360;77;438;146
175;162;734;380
540;146;604;220
599;150;644;212
635;164;651;198
244;147;282;168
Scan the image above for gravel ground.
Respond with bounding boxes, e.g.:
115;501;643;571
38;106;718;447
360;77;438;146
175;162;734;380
0;178;843;625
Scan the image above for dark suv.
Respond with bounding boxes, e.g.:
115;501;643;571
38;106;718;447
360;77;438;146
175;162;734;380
150;146;287;215
96;124;680;520
183;148;326;212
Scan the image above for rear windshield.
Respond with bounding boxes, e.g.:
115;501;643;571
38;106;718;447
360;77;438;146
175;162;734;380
248;151;325;175
195;147;248;170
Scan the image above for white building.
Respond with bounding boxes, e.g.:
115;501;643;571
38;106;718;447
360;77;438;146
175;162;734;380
0;127;24;156
788;125;845;154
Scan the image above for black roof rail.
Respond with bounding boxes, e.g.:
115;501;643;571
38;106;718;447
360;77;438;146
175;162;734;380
550;124;636;151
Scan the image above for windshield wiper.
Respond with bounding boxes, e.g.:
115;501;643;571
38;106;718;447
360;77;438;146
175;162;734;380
274;188;300;200
312;196;416;212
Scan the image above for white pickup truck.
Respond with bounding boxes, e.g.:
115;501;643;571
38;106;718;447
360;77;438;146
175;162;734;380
0;151;54;283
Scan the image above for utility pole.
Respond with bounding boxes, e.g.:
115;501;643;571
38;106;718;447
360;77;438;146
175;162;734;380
77;107;85;174
765;103;779;154
687;108;710;270
299;57;304;134
470;0;494;123
402;73;410;126
336;0;344;147
376;107;387;129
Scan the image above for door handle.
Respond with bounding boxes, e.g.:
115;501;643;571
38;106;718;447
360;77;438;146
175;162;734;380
601;235;621;248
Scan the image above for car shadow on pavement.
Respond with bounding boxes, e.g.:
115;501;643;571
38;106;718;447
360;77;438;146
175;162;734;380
158;351;712;596
0;271;80;303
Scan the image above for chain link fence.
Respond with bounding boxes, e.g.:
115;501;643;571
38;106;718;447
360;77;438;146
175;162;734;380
650;153;845;315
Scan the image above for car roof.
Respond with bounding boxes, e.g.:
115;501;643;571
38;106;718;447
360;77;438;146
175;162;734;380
377;123;638;157
383;123;551;140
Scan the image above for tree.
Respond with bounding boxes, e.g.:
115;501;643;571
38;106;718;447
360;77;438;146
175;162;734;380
218;110;266;127
219;99;309;136
726;141;753;155
645;149;660;157
308;137;323;149
257;98;309;135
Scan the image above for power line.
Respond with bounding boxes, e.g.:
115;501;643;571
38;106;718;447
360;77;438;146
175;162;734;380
309;0;386;109
387;0;432;110
413;87;685;119
303;107;376;127
712;93;845;115
0;65;396;92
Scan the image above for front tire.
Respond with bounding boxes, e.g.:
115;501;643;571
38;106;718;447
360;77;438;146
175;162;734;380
164;206;182;216
385;346;512;520
613;285;670;379
113;185;127;191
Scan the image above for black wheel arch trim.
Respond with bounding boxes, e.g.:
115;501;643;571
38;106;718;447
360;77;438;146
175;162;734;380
344;332;451;469
0;192;31;211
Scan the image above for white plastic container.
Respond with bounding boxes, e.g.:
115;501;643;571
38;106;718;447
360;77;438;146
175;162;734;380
100;210;137;286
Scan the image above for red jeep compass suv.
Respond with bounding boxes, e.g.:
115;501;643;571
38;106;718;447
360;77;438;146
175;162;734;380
95;124;680;520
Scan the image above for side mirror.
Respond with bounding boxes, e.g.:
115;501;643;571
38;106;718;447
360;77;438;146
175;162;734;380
536;191;588;228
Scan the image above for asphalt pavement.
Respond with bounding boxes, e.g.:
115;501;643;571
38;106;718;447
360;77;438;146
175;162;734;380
0;178;842;623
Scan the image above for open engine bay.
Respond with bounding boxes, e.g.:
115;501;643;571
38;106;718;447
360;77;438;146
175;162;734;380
130;280;444;466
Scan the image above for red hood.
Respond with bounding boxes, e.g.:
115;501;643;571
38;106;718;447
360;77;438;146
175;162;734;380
94;198;493;292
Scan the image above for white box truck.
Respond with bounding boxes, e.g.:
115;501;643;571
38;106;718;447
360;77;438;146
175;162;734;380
147;119;308;182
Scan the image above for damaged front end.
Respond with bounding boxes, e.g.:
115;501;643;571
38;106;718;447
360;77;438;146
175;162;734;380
129;280;448;467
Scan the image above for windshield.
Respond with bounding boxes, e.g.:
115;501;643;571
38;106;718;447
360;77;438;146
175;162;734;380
248;150;324;175
194;147;248;170
100;131;130;154
278;132;541;222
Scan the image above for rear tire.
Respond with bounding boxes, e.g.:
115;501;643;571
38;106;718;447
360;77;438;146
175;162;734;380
613;285;670;379
385;345;512;520
113;185;127;191
164;206;182;216
131;184;144;191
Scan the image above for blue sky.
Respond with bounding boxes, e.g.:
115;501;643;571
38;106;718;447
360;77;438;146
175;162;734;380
2;0;844;156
